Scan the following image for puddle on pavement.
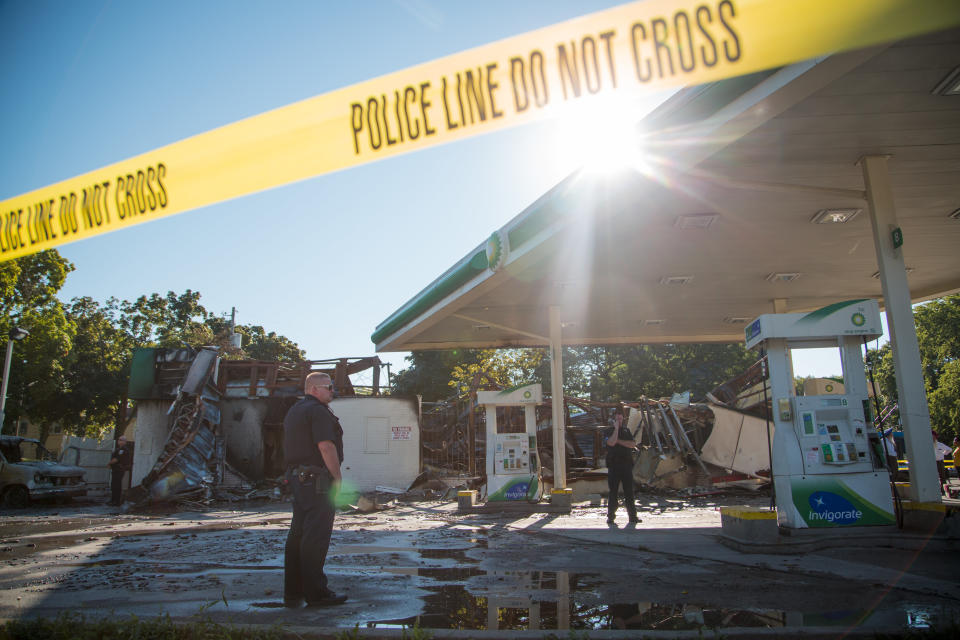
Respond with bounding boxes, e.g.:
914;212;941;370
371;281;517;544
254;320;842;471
365;570;960;632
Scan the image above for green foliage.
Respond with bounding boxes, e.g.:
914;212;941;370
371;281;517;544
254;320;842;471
1;250;303;438
563;343;757;401
205;316;304;362
867;295;960;441
0;251;76;436
392;349;488;400
449;348;547;396
0;611;283;640
56;297;133;437
117;290;212;348
393;342;757;403
927;360;960;440
914;296;960;389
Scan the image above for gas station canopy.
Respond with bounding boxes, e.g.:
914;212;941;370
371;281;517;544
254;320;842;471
372;29;960;353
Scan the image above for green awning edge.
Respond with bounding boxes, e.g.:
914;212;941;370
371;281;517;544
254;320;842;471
371;249;488;345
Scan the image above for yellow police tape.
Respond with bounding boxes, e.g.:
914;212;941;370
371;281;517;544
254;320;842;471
2;0;958;262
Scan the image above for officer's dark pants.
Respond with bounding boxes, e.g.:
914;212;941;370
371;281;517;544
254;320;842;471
886;455;900;481
110;469;125;505
284;474;336;603
607;462;638;521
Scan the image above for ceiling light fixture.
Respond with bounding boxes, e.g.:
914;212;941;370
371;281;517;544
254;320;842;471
766;272;801;283
643;319;665;325
723;316;752;324
949;208;960;220
659;275;693;285
675;213;717;229
932;66;960;96
811;208;861;224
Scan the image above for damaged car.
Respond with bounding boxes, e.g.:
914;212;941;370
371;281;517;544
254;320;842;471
0;435;87;508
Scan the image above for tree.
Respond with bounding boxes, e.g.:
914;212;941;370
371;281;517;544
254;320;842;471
204;316;304;361
0;251;76;437
4;256;307;438
866;295;960;441
59;297;133;437
393;342;758;404
80;291;306;436
392;349;487;400
116;290;212;348
448;348;547;396
563;343;759;401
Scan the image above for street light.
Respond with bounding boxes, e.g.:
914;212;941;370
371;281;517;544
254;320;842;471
0;327;29;432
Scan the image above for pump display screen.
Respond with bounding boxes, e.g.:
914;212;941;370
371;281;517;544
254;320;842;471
802;413;815;435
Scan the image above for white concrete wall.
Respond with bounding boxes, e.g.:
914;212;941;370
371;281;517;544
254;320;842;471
331;397;421;492
59;436;115;494
130;400;172;486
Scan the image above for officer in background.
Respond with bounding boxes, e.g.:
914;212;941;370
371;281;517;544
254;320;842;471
882;428;899;480
282;372;347;608
605;410;640;525
107;435;132;506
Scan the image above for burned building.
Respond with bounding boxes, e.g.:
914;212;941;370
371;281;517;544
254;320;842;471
126;348;420;504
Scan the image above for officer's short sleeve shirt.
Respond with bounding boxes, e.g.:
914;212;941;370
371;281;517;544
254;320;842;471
283;396;342;468
605;425;634;466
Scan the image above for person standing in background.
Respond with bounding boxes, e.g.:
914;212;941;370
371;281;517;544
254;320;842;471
932;430;951;494
605;410;640;525
952;436;959;476
883;428;899;480
107;436;132;506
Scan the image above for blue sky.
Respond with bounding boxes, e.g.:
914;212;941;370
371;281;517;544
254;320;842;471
1;0;853;385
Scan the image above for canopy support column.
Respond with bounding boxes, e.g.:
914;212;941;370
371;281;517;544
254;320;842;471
549;305;566;490
860;155;939;503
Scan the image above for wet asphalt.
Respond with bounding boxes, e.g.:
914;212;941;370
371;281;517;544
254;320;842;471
0;493;957;638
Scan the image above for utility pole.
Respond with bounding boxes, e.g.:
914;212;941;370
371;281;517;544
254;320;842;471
229;307;242;349
1;327;30;432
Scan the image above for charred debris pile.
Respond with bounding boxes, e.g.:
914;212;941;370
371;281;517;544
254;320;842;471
419;366;770;495
124;347;385;509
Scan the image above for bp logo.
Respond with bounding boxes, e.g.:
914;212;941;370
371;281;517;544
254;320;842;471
486;230;507;271
807;491;862;525
523;390;532;399
851;312;866;327
825;383;834;392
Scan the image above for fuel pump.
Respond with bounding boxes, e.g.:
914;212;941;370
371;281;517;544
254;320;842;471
477;383;543;502
745;299;894;528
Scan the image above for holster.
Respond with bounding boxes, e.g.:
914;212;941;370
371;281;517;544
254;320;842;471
313;471;332;495
290;464;333;494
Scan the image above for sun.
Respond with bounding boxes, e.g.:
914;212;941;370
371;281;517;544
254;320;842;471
549;92;667;177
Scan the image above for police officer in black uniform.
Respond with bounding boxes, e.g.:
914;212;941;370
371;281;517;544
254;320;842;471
605;410;640;525
107;435;133;506
283;372;347;608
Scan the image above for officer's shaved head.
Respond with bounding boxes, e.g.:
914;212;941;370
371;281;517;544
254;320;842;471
305;372;332;394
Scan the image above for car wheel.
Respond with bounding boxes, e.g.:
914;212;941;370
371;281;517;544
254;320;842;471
2;486;30;509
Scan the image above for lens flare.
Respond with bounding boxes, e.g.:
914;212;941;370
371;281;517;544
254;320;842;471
334;478;359;508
